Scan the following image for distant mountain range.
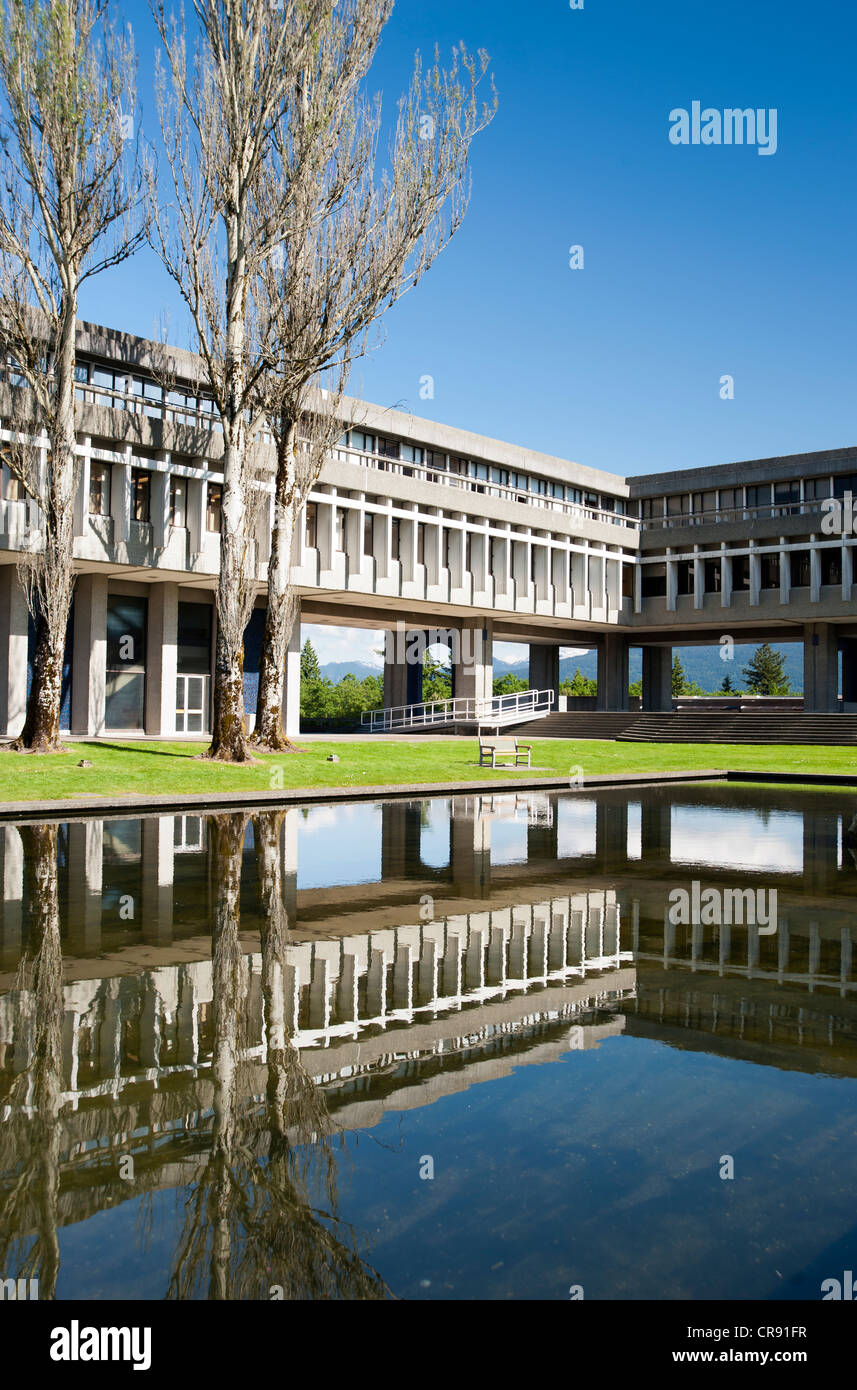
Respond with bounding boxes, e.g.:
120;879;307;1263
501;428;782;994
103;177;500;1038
319;642;805;692
493;643;805;692
319;660;382;682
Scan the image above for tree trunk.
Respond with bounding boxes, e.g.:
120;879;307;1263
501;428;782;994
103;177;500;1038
207;619;252;762
14;608;65;753
20;823;63;1298
205;203;255;763
253;414;300;752
13;290;77;754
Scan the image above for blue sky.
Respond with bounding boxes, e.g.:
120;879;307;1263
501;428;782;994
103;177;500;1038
79;0;857;664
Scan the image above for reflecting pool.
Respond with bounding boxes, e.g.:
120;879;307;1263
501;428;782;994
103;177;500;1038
1;783;856;1300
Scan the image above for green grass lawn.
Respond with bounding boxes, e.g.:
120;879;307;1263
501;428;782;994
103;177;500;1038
0;736;855;802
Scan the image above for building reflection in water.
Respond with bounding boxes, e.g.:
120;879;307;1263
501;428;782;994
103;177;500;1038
0;785;856;1297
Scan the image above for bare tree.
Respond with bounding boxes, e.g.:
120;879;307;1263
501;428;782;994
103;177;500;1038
0;824;64;1298
150;0;328;764
0;0;146;752
250;3;496;751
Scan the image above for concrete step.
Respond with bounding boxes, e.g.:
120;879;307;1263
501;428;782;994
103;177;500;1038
507;712;642;739
507;710;857;744
619;713;857;745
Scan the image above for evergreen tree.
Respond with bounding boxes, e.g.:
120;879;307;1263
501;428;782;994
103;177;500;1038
493;673;529;696
560;667;598;697
720;674;735;693
742;643;791;696
300;639;322;684
671;654;688;697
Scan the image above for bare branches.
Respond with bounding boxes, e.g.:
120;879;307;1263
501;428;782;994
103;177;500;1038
0;0;148;751
250;2;496;748
150;0;332;761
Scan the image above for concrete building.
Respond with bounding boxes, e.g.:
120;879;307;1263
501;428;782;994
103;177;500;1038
2;317;857;739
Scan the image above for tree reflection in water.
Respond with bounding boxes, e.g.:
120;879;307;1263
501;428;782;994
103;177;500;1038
0;824;63;1298
166;811;388;1300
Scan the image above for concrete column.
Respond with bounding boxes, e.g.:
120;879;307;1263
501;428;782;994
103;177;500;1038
383;629;424;708
150;461;170;549
73;436;92;538
0;566;29;738
529;643;560;705
111;457;131;545
803;622;839;712
145;582;178;736
810;544;822;603
720;546;732;607
779;539;790;604
749;546;761;605
693;551;704;610
283;612;301;738
67;820;103;952
641;645;672;711
455;623;493;703
0;826;23;967
841;638;857;711
596;800;629;870
281;809;298;921
641;797;671;861
381;801;423;880
142;816;174;944
842;542;853;603
71;573;108;735
187;478;205;557
383;633;408;708
597;633;629;710
449;797;491;897
802;806;839;895
666;554;677;611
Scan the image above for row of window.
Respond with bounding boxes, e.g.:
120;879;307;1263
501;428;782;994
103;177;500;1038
641;475;854;523
73;366;633;517
87;465;223;533
74;361;219;426
641;550;845;598
342;431;630;516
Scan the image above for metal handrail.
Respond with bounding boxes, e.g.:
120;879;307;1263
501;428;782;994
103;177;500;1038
361;687;556;732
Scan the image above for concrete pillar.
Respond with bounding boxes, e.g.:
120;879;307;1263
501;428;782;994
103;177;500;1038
449;797;491;897
802;806;839;895
529;643;560;705
641;645;672;711
596;800;629;870
641;797;671;861
383;629;425;708
145;582;178;736
803;622;839;712
383;631;409;709
454;622;493;704
67;820;103;952
841;638;857;711
0;826;23;967
0;566;29;738
527;817;558;862
73;436;93;539
71;574;108;735
597;634;629;710
281;808;298;922
142;816;175;944
283;612;301;738
380;801;423;880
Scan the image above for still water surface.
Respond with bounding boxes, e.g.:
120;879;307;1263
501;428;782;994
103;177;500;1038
1;783;856;1300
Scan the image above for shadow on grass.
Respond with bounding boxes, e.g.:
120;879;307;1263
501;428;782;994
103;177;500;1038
80;741;207;762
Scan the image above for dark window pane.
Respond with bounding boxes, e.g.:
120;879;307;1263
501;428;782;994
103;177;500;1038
107;595;147;671
177;602;212;675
